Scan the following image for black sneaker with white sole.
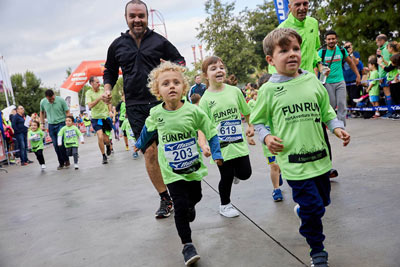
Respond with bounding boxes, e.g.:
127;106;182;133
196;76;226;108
155;198;173;219
182;244;200;266
106;145;111;156
311;251;329;267
102;155;108;164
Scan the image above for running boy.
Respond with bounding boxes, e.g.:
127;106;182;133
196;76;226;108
366;55;381;118
58;116;84;169
251;28;350;267
120;114;139;159
198;56;254;218
28;121;46;170
134;62;223;266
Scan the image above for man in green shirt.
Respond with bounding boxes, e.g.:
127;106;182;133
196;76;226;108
376;34;393;118
40;89;70;170
85;76;113;164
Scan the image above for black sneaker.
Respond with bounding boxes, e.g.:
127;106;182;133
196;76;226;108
182;244;200;266
188;207;196;222
106;145;111;156
27;159;34;164
65;161;70;168
102;155;108;164
311;251;329;267
57;165;64;170
329;169;338;178
155;198;173;219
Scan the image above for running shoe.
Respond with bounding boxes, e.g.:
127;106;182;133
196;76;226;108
41;164;46;170
272;188;283;202
311;251;329;267
182;244;200;266
155;198;173;219
329;169;338;178
233;177;240;184
132;152;139;159
219;203;240;218
74;164;79;170
391;114;400;120
188;207;196;222
102;155;108;164
65;161;70;168
27;159;34;164
125;146;130;151
57;165;64;170
21;162;28;166
380;113;392;119
106;145;111;156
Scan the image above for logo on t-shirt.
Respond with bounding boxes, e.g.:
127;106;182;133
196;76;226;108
209;100;217;109
157;117;165;126
315;117;321;123
274;86;287;97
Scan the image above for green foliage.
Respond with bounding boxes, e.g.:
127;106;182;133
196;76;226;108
111;77;124;107
10;71;48;115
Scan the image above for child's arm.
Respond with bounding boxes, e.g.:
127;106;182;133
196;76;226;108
244;114;254;137
197;130;211;157
79;135;84;144
57;135;63;146
264;135;284;155
366;83;373;93
333;128;350;146
208;134;223;166
133;125;156;152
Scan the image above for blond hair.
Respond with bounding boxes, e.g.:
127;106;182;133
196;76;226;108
263;28;302;56
147;61;189;100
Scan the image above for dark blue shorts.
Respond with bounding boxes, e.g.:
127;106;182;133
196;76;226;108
91;118;112;132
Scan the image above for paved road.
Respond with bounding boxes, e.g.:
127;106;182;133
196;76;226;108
1;118;399;267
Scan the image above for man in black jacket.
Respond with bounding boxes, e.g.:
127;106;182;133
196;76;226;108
102;0;185;219
11;106;32;166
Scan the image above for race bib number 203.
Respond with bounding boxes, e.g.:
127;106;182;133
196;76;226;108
164;138;199;171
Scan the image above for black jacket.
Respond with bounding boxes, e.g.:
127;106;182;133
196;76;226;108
11;113;27;135
104;29;185;106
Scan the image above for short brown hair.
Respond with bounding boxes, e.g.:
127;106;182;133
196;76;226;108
201;56;225;86
190;93;201;105
390;54;400;67
263;28;302;56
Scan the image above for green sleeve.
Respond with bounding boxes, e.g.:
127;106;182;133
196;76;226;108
120;120;126;131
250;85;271;126
314;25;321;66
195;108;218;140
145;109;157;132
58;126;66;137
75;126;82;137
236;88;250;116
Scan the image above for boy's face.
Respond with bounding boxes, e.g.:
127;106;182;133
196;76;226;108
66;118;73;126
206;61;226;85
266;36;301;77
158;71;185;103
31;123;38;131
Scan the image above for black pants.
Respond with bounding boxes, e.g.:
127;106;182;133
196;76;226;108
34;149;45;165
217;155;252;205
286;172;331;256
66;147;79;164
322;123;332;161
167;180;202;244
346;84;362;107
390;82;400;105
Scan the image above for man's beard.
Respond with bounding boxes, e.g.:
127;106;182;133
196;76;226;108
131;24;146;39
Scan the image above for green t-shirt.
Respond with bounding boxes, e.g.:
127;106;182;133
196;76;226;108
28;129;44;152
386;62;400;82
83;116;91;127
369;70;380;96
119;102;126;121
40;96;69;124
145;101;218;185
58;125;82;148
318;46;349;84
250;73;337;180
199;84;251;162
248;99;256;111
378;42;392;78
121;119;135;141
85;88;109;119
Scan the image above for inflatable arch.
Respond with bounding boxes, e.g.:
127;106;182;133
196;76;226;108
60;60;121;116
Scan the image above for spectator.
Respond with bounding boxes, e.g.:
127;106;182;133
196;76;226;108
342;41;364;116
187;75;206;103
11;106;32;166
376;34;393;118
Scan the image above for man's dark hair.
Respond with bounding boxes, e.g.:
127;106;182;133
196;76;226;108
258;73;272;88
125;0;148;16
89;76;97;84
45;89;54;97
376;34;388;42
325;30;337;38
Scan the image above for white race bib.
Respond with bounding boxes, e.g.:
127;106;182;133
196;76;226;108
164;138;199;171
217;119;243;142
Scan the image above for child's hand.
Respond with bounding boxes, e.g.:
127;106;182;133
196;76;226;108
246;125;254;137
247;136;256;145
265;135;284;155
214;159;223;166
133;145;139;152
334;128;350;147
201;145;211;157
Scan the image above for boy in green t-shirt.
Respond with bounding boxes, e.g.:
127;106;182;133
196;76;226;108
28;121;46;170
250;28;351;267
120;115;139;159
366;56;381;118
58;116;84;169
134;62;222;266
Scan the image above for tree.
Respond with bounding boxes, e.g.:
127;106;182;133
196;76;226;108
197;0;257;83
11;71;48;115
111;77;124;107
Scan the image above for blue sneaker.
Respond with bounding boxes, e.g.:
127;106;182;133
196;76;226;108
272;188;283;202
132;152;139;159
381;113;392;119
311;251;329;267
279;173;283;186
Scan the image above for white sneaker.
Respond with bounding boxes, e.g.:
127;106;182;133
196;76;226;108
41;164;46;170
219;203;240;218
74;164;79;170
233;177;240;184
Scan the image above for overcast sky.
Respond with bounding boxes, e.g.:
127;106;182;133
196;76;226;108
0;0;265;88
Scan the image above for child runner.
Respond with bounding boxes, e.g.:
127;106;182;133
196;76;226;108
28;121;46;170
251;28;350;267
58;116;84;170
134;61;222;266
120;114;139;159
198;56;254;218
83;113;91;137
255;74;284;202
366;55;381;118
